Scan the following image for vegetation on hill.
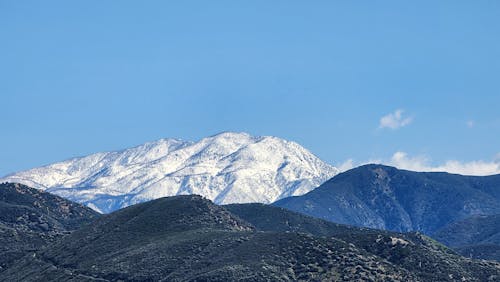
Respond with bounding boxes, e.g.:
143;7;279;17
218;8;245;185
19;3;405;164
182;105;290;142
0;182;99;271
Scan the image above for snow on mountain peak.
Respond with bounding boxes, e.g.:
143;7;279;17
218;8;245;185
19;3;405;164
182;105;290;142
1;132;338;213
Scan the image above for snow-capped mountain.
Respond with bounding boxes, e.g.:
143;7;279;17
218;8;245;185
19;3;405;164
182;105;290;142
0;132;338;213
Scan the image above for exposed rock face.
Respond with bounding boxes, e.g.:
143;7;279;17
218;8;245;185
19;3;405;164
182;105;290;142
0;182;99;270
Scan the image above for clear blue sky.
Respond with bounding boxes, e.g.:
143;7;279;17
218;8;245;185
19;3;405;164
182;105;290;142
1;1;499;176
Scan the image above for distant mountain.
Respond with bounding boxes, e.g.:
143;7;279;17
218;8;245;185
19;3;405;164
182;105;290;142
433;214;500;261
0;182;98;271
274;164;500;235
455;244;500;263
2;195;499;281
0;132;338;213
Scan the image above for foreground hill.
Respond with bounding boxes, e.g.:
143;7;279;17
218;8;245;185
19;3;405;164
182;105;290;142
2;194;499;281
226;203;500;281
0;132;337;213
0;182;99;271
0;195;412;281
433;214;500;261
274;164;500;234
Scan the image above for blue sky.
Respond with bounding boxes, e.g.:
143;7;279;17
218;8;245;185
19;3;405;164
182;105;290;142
1;1;499;176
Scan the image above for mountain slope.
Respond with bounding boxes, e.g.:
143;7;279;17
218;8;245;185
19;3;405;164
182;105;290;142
0;132;338;213
433;214;500;261
0;195;417;281
2;196;499;281
225;203;500;281
0;182;99;271
274;164;500;234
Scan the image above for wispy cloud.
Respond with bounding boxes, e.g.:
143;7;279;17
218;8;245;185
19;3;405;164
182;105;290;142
337;159;356;172
389;151;500;176
466;120;475;128
379;109;413;130
338;152;500;176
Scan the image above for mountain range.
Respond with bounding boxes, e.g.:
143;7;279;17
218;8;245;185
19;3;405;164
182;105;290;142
2;133;500;266
274;164;500;235
0;132;338;213
1;183;499;281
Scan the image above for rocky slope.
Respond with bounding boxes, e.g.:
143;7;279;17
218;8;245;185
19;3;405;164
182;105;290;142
0;132;338;213
274;164;500;234
0;182;99;271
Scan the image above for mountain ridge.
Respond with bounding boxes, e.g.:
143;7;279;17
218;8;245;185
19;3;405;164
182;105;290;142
2;193;500;281
274;164;500;234
1;183;499;281
0;132;338;213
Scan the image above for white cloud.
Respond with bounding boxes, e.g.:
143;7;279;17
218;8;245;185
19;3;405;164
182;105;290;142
379;109;413;129
389;151;500;176
338;159;355;172
338;152;500;176
466;120;475;128
389;151;430;171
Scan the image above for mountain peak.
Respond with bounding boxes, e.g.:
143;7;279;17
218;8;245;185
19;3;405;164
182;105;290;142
88;194;254;234
207;131;254;139
275;165;500;234
1;133;338;213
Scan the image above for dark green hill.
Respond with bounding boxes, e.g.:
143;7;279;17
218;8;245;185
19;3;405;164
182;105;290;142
274;164;500;234
433;214;500;261
1;195;418;281
2;189;499;281
226;203;500;281
0;182;99;271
